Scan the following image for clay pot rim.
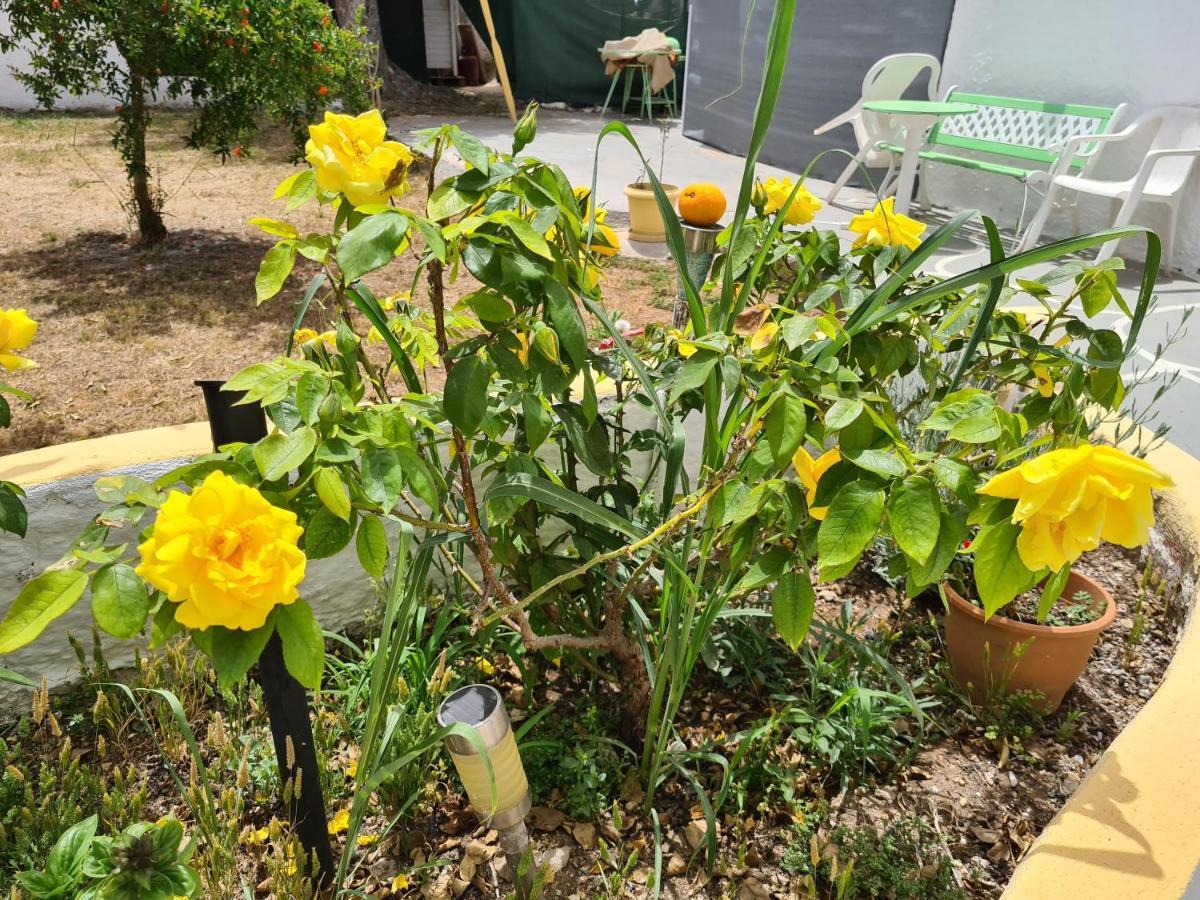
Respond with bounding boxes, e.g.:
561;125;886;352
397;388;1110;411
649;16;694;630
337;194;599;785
942;569;1116;637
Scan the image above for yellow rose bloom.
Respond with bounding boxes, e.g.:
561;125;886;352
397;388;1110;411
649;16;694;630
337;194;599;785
760;177;822;226
0;308;38;371
847;197;926;250
304;110;414;207
977;443;1173;572
793;445;841;521
136;471;307;631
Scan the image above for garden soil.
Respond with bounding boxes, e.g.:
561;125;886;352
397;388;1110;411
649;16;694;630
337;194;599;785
0;112;671;455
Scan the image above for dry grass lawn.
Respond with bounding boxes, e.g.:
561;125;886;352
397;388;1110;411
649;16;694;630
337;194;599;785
0;111;673;454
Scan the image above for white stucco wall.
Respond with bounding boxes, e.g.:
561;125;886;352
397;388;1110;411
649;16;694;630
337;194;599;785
931;0;1200;275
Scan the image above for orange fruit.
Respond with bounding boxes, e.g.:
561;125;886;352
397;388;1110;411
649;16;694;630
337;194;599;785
678;183;727;227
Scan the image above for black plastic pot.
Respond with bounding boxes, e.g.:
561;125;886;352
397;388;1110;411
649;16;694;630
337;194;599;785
194;379;268;448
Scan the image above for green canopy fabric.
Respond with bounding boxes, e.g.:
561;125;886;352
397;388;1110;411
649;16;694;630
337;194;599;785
457;0;687;106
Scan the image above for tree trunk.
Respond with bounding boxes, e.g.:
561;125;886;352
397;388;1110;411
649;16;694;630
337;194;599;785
128;74;166;245
613;643;652;751
338;0;412;108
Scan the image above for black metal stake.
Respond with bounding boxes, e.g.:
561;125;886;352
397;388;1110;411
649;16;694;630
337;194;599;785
195;380;334;887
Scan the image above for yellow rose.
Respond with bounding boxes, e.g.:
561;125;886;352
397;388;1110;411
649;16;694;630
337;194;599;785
977;443;1173;572
847;197;926;250
304;110;414;207
136;471;307;631
793;445;841;520
760;177;822;226
0;308;38;371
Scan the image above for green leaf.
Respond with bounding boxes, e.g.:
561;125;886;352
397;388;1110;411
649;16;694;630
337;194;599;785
556;402;613;476
1037;565;1071;621
780;315;819;350
414;217;448;263
921;389;996;432
255;242;296;304
817;481;886;572
932;458;978;502
0;569;89;654
428;182;479;221
91;564;150;640
444;356;490;435
275;600;324;689
545;281;588;368
846;448;906;478
150;598;183;648
451;127;490;174
462;291;513;323
314;468;351;521
0;666;33;687
669;350;719;403
765;393;806;468
295;372;329;424
773;570;815;651
886;476;941;565
948;413;1001;443
521;394;552;450
972;519;1039;618
824;398;864;431
500;212;553;260
733;546;791;593
223;362;293;407
248;216;299;239
253;426;317;481
338;210;410;283
207;621;274;691
486;474;646;541
396;446;439;509
0;483;27;538
908;507;967;588
1080;268;1119;317
356;515;389;578
45;814;97;880
304;507;353;559
362;446;404;510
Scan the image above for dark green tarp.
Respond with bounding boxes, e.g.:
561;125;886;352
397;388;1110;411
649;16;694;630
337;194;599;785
456;0;687;106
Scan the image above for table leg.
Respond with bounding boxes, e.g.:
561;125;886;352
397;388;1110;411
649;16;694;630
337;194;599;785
600;70;621;119
893;122;924;216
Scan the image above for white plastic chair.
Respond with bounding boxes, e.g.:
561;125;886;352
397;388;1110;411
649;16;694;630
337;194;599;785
1017;106;1200;273
814;53;941;205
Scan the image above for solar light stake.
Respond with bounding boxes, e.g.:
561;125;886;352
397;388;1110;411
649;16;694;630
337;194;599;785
194;379;334;886
673;221;723;328
438;684;535;898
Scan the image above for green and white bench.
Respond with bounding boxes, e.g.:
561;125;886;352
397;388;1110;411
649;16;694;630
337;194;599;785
880;90;1128;204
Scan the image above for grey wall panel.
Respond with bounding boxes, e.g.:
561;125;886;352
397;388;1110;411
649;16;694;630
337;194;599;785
683;0;954;183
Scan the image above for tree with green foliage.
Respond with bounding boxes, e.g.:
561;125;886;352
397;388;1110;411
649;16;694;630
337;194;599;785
0;0;374;243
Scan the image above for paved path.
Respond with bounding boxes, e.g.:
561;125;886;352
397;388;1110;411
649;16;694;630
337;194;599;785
392;109;1200;456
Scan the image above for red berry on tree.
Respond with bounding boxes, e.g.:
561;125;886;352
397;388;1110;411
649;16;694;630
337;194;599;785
312;40;322;52
225;37;235;46
232;146;243;157
318;85;328;96
51;0;61;9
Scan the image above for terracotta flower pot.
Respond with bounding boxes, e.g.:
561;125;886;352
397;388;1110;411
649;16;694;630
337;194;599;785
942;570;1115;712
624;182;681;242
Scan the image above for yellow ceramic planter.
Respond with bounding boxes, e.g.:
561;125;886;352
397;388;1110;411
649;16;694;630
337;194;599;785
624;182;681;243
